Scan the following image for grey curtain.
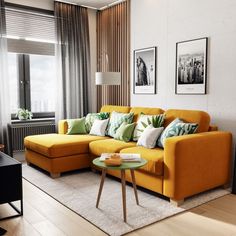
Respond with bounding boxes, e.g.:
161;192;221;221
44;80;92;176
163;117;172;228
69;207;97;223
54;2;91;120
0;0;10;154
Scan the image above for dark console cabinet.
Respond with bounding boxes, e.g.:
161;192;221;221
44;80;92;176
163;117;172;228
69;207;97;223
233;159;236;194
0;152;23;220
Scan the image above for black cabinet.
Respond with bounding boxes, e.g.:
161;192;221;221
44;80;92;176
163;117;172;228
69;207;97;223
0;152;23;220
232;158;236;194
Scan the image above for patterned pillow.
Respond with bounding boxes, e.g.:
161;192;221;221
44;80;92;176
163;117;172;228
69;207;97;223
85;112;109;133
133;114;165;141
157;118;198;148
107;111;134;137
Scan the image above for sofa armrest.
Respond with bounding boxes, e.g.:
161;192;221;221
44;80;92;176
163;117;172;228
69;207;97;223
163;131;232;200
58;120;68;134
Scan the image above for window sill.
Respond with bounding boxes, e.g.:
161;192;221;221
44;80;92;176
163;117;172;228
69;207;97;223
11;118;55;124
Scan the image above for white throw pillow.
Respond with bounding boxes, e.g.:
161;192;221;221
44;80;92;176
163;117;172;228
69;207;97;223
90;119;109;136
137;125;164;149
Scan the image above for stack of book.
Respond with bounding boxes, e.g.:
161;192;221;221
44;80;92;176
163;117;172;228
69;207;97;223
99;153;141;162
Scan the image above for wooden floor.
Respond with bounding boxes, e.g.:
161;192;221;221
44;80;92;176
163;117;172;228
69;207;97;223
1;180;236;236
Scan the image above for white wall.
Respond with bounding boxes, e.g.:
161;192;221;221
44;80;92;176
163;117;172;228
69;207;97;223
131;0;236;142
6;0;97;112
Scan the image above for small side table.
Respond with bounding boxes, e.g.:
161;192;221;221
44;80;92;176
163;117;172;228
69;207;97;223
0;144;4;152
93;157;147;222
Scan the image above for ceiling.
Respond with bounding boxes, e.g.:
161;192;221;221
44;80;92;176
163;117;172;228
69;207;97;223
66;0;121;9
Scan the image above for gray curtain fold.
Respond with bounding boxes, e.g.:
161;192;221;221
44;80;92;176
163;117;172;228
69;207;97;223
54;2;91;120
0;0;11;154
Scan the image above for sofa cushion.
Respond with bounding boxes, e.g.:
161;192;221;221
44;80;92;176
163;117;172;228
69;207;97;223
24;134;110;158
164;109;210;133
89;139;136;156
107;111;134;137
133;113;165;141
120;146;164;176
89;119;109;136
137;125;164;149
157;118;198;148
130;107;164;122
85;112;110;133
100;105;130;114
66;118;87;135
114;122;135;142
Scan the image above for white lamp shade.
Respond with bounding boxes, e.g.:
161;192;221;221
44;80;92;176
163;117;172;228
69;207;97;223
95;72;121;85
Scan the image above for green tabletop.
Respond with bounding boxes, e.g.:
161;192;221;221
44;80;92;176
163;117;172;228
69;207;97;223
93;157;147;170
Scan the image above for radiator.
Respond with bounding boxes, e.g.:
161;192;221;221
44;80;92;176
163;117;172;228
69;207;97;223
8;121;56;152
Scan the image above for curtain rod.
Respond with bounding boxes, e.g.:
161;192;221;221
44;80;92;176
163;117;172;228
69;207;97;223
55;0;126;11
99;0;126;10
54;0;98;10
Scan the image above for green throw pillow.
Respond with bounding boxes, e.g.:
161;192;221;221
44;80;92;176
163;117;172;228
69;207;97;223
85;112;109;133
107;111;134;137
157;118;198;148
67;118;87;135
133;113;165;141
114;122;136;142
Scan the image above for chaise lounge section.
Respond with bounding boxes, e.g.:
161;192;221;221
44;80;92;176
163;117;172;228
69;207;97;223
24;105;232;204
24;133;109;178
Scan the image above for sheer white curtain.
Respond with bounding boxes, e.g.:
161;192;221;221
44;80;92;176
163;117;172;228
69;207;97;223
0;0;11;154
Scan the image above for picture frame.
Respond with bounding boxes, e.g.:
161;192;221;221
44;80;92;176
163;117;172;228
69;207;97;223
175;37;208;95
133;47;157;94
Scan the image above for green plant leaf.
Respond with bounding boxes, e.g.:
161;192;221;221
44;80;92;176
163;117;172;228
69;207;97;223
141;121;147;128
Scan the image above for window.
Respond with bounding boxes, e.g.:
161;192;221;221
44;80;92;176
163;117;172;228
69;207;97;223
6;5;56;118
8;53;56;117
30;55;56;113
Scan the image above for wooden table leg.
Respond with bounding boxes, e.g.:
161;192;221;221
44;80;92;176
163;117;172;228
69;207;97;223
96;169;106;208
130;169;139;205
121;169;127;222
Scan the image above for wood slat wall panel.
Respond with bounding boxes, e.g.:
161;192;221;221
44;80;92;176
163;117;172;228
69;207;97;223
96;0;130;111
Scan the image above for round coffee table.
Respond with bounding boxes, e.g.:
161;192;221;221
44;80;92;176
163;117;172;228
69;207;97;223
93;157;147;222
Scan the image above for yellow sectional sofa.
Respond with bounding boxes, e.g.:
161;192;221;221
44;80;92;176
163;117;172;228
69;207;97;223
24;105;232;204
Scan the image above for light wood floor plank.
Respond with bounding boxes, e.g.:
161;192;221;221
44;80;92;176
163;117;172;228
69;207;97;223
0;217;41;236
32;220;66;236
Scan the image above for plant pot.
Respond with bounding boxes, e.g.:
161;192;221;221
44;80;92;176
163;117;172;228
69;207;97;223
18;115;28;120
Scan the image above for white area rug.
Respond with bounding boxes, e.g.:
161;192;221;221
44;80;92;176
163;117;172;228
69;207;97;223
22;165;230;236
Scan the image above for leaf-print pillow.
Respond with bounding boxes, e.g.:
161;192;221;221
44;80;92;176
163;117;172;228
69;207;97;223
157;118;198;148
85;112;109;133
133;114;165;141
106;111;134;137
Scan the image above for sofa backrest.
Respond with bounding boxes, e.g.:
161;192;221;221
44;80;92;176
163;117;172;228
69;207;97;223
130;107;164;122
100;105;131;114
99;105;211;133
164;109;210;133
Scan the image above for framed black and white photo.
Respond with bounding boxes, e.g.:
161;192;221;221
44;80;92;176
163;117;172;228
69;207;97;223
134;47;157;94
175;37;208;94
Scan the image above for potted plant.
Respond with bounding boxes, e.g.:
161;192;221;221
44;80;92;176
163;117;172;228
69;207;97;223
16;108;33;120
